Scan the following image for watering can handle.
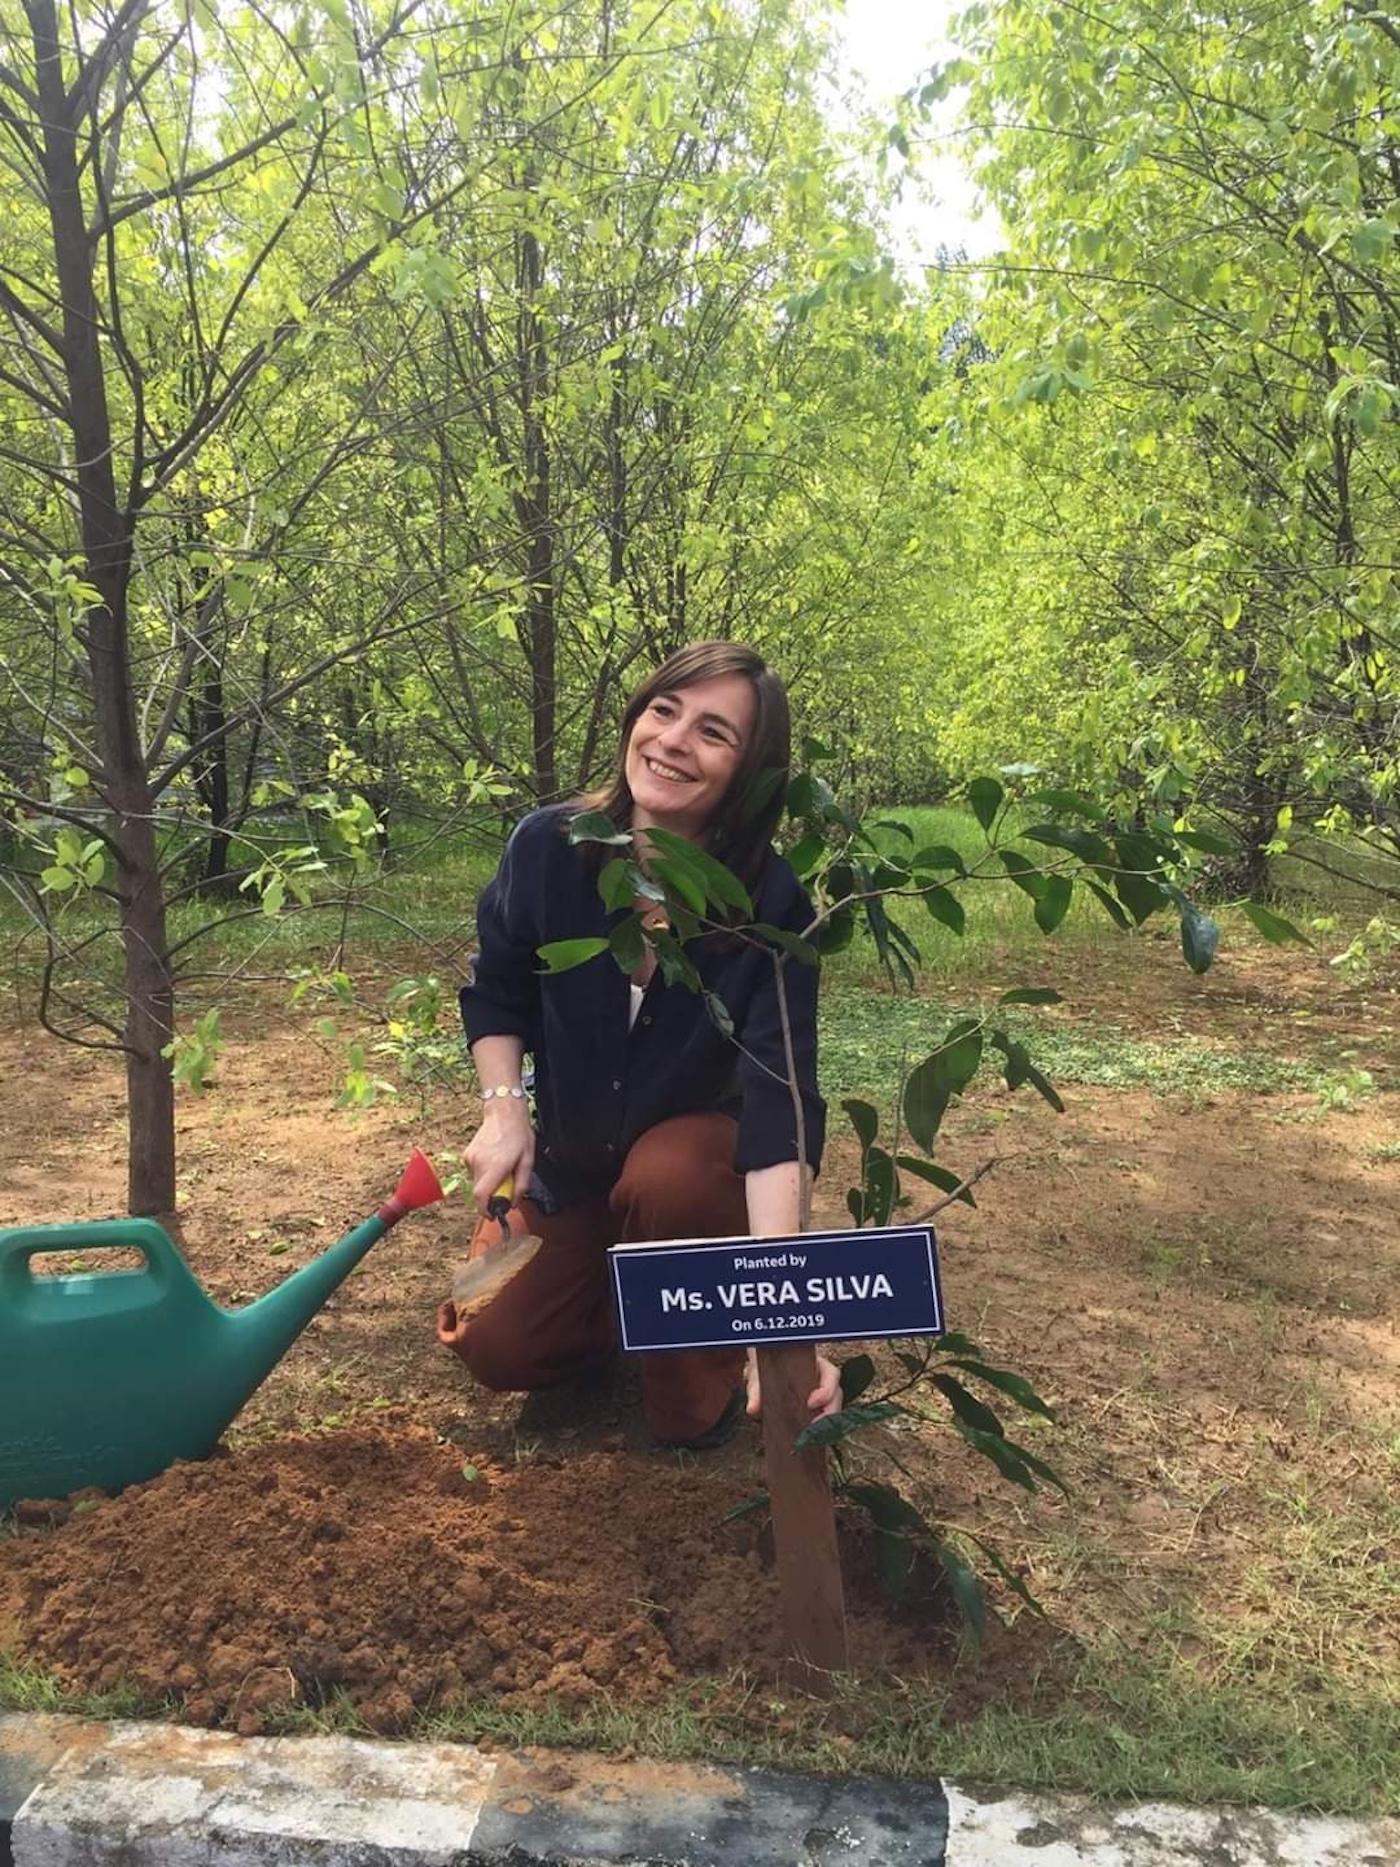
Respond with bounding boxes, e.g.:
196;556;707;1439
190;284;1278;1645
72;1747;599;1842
0;1219;192;1284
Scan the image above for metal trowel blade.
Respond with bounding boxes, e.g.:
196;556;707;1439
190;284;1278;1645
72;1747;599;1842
449;1231;542;1317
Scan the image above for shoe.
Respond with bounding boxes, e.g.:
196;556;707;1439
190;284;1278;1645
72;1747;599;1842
655;1385;746;1452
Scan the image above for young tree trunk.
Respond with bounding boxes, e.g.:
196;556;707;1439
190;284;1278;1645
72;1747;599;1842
193;664;236;892
32;0;175;1212
516;223;557;800
119;805;176;1214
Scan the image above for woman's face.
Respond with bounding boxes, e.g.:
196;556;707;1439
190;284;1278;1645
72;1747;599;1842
624;671;756;841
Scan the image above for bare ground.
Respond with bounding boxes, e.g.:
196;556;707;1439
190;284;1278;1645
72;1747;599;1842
0;932;1396;1735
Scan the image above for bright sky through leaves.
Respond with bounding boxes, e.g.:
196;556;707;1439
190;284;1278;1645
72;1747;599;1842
830;0;1004;262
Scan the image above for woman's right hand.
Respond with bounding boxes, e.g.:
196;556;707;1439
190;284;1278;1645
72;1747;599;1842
466;1101;535;1215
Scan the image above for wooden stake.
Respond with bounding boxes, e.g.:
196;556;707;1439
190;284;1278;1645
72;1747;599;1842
757;1341;848;1687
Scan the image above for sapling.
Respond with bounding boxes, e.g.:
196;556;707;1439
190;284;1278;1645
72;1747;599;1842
543;747;1284;1637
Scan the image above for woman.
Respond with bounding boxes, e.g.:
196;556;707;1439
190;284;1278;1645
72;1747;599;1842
440;641;839;1447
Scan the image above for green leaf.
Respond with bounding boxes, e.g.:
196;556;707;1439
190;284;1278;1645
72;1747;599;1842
895;1155;977;1206
568;810;630;846
922;885;966;935
841;1097;880;1152
1171;828;1236;857
1022;823;1110;864
1350;217;1393;263
931;1371;1005;1437
1085;878;1132;930
839;1353;877;1404
933;1331;982;1358
262;875;286;917
945;1358;1055;1420
903;1019;984;1151
704;991;734;1038
811;906;855;955
1028;788;1106;822
649;855;707;914
999;849;1046;900
536;937;610;972
609;915;646;973
970;1535;1045;1616
752;922;819;965
794;1400;901;1449
861;891;914;990
968;775;1004;833
40;866;76;891
787;772;833;819
988;1031;1066;1112
785;831;827;878
646;828;754;917
840;1480;927;1602
887;917;926;978
1110;833;1170;924
933;1538;987;1646
912;844;968;877
999;988;1062;1005
599;858;652;911
653;930;701;991
1241;901;1312;947
1179;905;1220;975
736;765;788;826
956;1423;1069;1495
1034;874;1073;934
858;1144;898;1227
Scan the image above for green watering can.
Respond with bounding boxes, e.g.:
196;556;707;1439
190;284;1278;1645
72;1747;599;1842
0;1149;443;1507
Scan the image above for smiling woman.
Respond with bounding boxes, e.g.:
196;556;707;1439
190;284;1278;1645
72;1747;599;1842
625;674;754;842
438;642;840;1450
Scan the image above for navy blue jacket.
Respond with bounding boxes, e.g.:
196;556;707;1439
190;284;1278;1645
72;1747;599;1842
460;806;826;1208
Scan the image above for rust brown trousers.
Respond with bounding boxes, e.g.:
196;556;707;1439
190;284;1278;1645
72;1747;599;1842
436;1113;747;1444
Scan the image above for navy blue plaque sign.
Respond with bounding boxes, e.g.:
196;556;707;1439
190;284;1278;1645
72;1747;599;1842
609;1225;943;1353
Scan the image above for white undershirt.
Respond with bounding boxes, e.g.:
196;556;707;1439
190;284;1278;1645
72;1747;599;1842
628;982;644;1030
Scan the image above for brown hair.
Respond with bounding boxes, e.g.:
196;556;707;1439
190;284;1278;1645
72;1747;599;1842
574;641;791;891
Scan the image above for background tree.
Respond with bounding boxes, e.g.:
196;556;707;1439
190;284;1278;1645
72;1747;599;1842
913;0;1400;894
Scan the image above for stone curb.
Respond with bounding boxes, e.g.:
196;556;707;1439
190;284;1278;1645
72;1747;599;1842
1;1711;1395;1866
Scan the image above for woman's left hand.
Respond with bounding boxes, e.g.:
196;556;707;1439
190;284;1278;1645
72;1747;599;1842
744;1349;842;1423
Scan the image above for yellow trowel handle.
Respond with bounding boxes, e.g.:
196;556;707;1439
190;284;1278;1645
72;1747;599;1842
486;1176;514;1224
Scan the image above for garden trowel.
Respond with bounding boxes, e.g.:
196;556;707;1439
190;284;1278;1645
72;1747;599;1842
437;1178;541;1345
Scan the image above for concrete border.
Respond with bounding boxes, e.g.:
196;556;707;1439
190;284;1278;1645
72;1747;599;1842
1;1711;1395;1865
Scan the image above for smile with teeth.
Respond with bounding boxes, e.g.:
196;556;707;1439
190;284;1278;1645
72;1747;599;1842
644;757;696;784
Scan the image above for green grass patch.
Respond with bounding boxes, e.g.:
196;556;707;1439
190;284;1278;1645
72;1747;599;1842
421;1650;1400;1810
0;837;507;991
3;1640;1391;1813
921;1643;1400;1814
842;805;1123;982
0;1648;166;1721
819;987;1329;1105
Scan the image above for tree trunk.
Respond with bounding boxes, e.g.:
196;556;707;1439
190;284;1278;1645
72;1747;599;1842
193;664;235;892
120;806;176;1214
31;0;176;1212
515;221;557;800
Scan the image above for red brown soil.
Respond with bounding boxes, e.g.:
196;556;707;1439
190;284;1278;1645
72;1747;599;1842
2;930;1398;1735
4;1423;966;1734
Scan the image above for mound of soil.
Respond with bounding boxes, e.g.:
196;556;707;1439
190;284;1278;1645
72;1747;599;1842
8;1423;960;1734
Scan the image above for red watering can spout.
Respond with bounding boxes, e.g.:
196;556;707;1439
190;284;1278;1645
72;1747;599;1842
377;1148;444;1227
